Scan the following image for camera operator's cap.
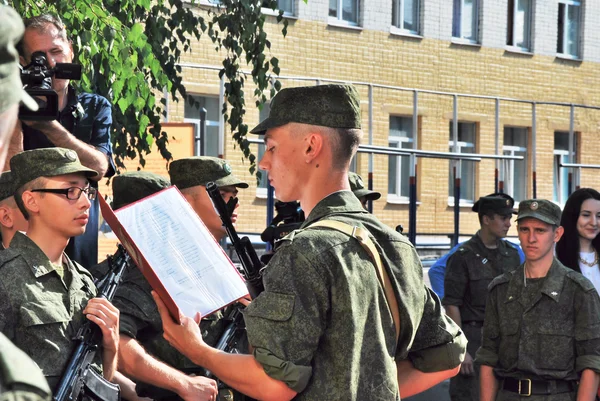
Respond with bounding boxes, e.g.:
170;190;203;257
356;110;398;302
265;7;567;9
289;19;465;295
112;171;171;210
472;193;516;216
348;172;381;201
10;148;98;189
516;199;562;226
169;156;249;190
0;171;16;202
250;84;362;134
0;6;38;114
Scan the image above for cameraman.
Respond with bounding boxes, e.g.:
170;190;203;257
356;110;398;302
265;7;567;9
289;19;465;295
8;13;115;268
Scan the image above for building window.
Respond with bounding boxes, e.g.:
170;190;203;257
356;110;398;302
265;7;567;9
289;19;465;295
388;116;414;200
256;104;271;192
557;0;581;58
506;0;532;51
184;95;220;157
452;0;479;43
503;127;528;202
263;0;294;15
392;0;420;34
553;131;577;204
448;122;477;203
329;0;359;25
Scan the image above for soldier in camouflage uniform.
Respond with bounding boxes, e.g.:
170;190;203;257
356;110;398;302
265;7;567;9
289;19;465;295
476;199;600;400
0;171;28;249
0;148;120;390
152;84;467;400
114;164;248;401
348;171;381;210
443;194;521;401
0;7;51;401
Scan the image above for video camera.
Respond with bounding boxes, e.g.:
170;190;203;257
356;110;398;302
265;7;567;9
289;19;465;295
19;51;81;120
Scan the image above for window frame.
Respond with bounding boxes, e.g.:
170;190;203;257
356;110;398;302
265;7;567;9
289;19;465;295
502;126;529;203
183;94;221;157
557;0;582;59
448;121;477;205
261;0;295;17
506;0;532;52
553;131;578;205
328;0;360;26
387;116;415;203
392;0;420;35
452;0;480;44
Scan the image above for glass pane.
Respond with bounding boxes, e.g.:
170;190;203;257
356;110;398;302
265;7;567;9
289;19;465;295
390;116;413;138
461;160;475;200
342;0;358;22
329;0;337;18
462;0;475;40
388;143;398;195
257;144;268;188
278;0;293;13
553;155;560;202
515;0;530;49
504;127;528;201
557;3;565;53
400;155;410;197
452;0;461;37
567;4;580;56
507;0;514;45
205;126;219;157
403;0;418;32
448;121;477;201
514;150;527;201
554;131;569;150
259;102;271;122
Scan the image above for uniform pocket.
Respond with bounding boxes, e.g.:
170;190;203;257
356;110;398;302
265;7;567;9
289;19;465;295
244;292;295;322
498;318;520;368
536;326;574;370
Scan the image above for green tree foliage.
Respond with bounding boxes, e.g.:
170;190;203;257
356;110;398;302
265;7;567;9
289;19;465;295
7;0;286;173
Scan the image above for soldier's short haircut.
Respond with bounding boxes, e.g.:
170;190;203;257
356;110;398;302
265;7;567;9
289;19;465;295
14;177;47;220
294;124;362;170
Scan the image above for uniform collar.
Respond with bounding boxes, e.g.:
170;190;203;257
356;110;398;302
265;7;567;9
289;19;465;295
504;258;566;305
473;231;512;256
301;190;367;228
9;231;83;279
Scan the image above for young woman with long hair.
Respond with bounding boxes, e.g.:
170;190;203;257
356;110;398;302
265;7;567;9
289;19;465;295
556;188;600;294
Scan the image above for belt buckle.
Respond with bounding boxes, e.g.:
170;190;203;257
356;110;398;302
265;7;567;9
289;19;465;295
518;379;532;397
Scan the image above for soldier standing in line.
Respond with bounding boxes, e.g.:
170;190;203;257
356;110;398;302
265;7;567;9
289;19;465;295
0;5;52;401
443;194;521;401
477;199;600;400
348;171;381;210
0;171;28;249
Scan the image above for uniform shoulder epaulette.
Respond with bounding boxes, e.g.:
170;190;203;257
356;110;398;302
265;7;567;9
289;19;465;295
503;240;517;249
488;271;512;290
0;248;24;271
457;247;468;254
566;270;596;292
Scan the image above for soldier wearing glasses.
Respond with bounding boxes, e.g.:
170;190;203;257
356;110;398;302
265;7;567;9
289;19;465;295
0;147;120;391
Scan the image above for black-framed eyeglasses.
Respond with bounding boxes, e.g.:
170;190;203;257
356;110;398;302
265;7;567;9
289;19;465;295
31;186;97;201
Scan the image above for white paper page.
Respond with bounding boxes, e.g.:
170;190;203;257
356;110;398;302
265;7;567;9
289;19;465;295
116;187;249;318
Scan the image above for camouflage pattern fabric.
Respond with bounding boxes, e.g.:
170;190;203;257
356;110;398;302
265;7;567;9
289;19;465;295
0;171;16;203
111;172;170;210
443;233;520;401
476;258;600;399
244;191;466;400
168;156;248;191
0;232;97;391
0;333;51;401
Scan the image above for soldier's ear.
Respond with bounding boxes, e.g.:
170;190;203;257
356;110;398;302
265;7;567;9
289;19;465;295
0;206;11;228
554;225;565;243
21;191;40;215
304;133;323;163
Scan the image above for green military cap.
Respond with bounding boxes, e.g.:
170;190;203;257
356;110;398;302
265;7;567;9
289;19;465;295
250;84;362;134
112;171;171;210
0;171;15;202
517;199;562;226
169;156;249;190
348;172;380;201
10;148;98;189
472;193;516;215
0;6;38;114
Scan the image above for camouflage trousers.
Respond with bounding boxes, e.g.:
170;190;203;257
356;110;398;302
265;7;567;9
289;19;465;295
449;323;481;401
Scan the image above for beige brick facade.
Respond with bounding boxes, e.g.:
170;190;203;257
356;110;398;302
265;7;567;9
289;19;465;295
118;13;600;244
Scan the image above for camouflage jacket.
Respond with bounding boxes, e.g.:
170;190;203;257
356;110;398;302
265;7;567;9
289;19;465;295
0;332;51;401
443;232;520;322
0;232;97;391
476;258;600;380
244;191;466;400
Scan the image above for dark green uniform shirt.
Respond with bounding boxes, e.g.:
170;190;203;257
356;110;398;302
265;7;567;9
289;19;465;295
244;191;466;400
0;332;51;401
476;259;600;381
443;232;521;323
0;232;97;391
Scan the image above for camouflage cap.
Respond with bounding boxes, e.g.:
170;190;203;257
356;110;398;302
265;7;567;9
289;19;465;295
516;199;562;226
10;148;98;189
250;84;362;134
348;172;380;201
0;6;38;114
472;193;516;215
168;156;249;190
112;171;171;210
0;171;15;202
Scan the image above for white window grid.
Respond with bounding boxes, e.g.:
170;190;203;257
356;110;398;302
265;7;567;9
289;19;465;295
507;0;532;51
329;0;360;26
448;137;476;203
502;145;528;202
453;0;479;44
388;136;413;200
557;0;581;59
393;0;420;34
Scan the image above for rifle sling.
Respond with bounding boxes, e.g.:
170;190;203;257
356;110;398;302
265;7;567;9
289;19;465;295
306;220;401;344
